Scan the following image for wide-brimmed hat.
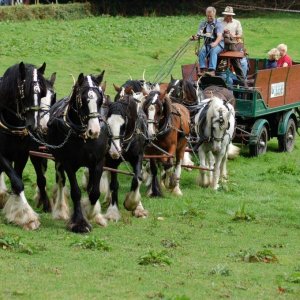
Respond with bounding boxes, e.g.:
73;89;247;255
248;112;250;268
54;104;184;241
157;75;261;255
222;6;235;15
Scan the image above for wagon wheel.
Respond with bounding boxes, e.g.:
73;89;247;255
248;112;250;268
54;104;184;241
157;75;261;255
249;126;268;156
278;118;296;152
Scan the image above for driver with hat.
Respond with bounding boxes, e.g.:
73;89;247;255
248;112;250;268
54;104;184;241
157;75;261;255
218;6;247;86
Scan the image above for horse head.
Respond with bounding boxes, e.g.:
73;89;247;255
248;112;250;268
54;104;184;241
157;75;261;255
39;72;56;133
69;70;105;139
206;97;231;153
106;95;138;159
143;91;171;139
166;75;183;99
0;62;48;131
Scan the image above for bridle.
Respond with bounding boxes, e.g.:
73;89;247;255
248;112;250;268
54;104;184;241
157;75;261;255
65;77;103;132
17;69;43;119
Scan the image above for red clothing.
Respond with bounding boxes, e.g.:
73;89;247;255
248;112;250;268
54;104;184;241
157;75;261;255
277;54;292;67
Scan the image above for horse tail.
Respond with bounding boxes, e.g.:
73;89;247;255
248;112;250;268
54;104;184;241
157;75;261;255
227;143;240;159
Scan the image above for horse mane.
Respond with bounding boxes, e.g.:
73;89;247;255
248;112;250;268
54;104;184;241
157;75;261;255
0;63;46;109
182;80;197;105
206;97;230;133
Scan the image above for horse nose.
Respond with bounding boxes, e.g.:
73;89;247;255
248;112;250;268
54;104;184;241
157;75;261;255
212;144;221;154
109;150;120;160
87;129;100;139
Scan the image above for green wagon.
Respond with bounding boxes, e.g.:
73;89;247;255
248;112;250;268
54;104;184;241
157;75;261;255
233;58;300;156
182;58;300;156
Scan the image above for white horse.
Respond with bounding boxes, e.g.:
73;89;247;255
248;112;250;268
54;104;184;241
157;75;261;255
194;96;238;190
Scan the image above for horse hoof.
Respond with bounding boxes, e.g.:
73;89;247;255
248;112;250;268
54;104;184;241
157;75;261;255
133;208;148;218
171;187;183;196
94;214;108;227
68;220;92;233
23;219;41;231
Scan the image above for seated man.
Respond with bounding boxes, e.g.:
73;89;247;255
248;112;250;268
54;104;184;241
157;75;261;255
218;6;247;86
277;44;292;67
192;6;224;76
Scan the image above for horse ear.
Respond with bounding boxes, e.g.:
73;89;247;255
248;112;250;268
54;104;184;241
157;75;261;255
153;83;160;92
113;83;121;92
96;70;105;84
50;72;56;86
171;74;174;81
77;73;85;85
38;62;46;75
19;62;26;81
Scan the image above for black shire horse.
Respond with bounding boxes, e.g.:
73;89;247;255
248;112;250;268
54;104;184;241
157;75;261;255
47;71;108;233
0;62;47;230
103;95;148;221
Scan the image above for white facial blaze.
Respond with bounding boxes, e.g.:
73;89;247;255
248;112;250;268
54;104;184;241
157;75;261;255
39;90;52;130
148;105;156;137
33;69;40;127
86;76;100;139
107;114;125;159
148;94;158;137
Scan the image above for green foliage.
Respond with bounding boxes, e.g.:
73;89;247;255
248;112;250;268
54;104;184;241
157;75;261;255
265;163;300;175
209;264;231;276
138;250;172;266
0;233;45;255
70;236;111;251
160;239;179;249
231;202;255;222
286;272;300;284
230;248;278;263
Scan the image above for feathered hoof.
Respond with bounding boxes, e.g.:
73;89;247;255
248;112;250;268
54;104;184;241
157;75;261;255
67;219;92;233
105;205;121;222
94;214;108;227
171;186;183;196
3;195;40;231
211;183;220;190
123;192;139;211
23;219;41;231
133;206;148;218
0;192;8;209
52;206;70;221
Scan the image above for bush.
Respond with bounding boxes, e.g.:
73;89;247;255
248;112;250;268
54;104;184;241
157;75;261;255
0;3;92;22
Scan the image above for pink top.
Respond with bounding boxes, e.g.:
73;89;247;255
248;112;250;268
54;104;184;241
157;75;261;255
277;54;292;67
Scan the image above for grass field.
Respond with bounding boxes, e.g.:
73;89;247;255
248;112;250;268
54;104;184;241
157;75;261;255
0;14;300;299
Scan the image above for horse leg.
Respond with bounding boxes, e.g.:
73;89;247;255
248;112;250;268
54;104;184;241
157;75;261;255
1;155;40;230
81;163;107;227
171;135;188;196
182;152;194;171
0;171;8;208
81;167;89;191
125;154;148;218
220;152;228;182
30;156;52;212
65;166;91;233
105;162;121;221
197;146;210;187
52;162;70;220
149;158;162;197
211;154;222;190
